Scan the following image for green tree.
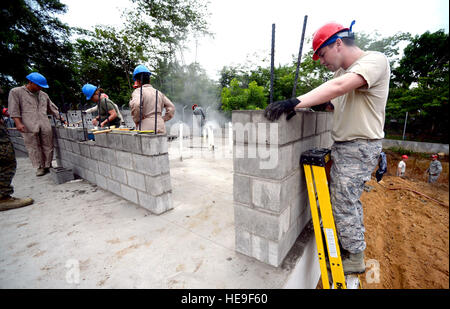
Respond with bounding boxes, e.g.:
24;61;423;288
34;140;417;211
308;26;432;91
221;78;267;112
0;0;76;106
386;30;449;142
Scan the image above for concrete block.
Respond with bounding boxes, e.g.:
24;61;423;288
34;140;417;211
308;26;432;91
107;178;122;195
315;112;327;135
59;127;68;139
100;147;117;166
302;112;317;138
89;145;102;160
235;228;252;256
121;133;142;154
86;158;99;173
326;112;334;132
233;143;293;180
155;192;173;214
116;150;133;170
233;173;251;205
292;135;321;171
98;161;111;177
251;234;269;264
71;141;81;155
159;136;168;154
79;143;91;158
110;166;127;184
107;132;124;151
289;191;308;226
252;178;282;212
232;110;304;146
95;173;107;190
251;111;303;146
234;202;279;242
50;167;74;184
95;132;108;147
84;169;96;184
137;191;156;212
158;155;170;175
120;184;138;204
145;173;171;196
141;135;164;156
132;154;160;176
126;170;146;191
64;139;72;152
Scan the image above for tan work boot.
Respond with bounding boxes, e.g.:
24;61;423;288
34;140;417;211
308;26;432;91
342;251;366;275
36;167;46;176
0;196;34;211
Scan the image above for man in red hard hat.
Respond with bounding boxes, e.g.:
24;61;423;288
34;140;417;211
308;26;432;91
265;21;391;275
425;153;442;183
397;155;408;177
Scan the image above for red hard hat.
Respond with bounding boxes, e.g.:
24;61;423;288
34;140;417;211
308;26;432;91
312;21;355;61
192;104;198;110
431;154;438;158
2;107;8;117
402;155;408;159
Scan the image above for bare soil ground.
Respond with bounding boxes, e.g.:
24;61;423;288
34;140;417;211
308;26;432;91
361;151;449;289
318;151;449;289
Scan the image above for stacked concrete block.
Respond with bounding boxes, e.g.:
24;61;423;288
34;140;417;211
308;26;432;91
232;110;333;267
50;167;74;184
53;127;172;215
6;128;28;154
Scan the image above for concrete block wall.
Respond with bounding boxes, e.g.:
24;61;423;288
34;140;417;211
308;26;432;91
8;126;173;215
6;129;28;154
232;110;333;267
55;127;172;215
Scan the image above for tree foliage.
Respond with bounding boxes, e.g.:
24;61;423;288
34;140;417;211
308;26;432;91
387;30;449;142
221;78;267;112
0;0;76;106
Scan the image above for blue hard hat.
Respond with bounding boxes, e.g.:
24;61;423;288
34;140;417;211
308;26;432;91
132;65;152;81
82;84;98;100
26;72;49;88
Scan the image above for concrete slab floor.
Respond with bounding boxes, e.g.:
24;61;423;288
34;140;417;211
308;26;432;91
0;137;304;288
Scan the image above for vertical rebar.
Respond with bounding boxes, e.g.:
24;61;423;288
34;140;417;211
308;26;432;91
270;23;275;104
139;75;143;131
292;15;308;97
402;111;408;140
154;90;158;134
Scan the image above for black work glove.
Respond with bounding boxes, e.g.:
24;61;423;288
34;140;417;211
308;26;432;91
264;98;300;121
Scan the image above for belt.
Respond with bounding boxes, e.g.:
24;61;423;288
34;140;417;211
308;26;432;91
334;138;382;144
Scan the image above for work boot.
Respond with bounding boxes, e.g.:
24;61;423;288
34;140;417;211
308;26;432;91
342;251;366;275
43;167;50;175
36;167;46;176
0;196;34;211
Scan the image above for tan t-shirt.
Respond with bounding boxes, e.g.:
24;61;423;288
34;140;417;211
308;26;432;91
331;51;390;142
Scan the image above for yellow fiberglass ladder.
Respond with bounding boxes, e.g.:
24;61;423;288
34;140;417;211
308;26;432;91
300;148;361;289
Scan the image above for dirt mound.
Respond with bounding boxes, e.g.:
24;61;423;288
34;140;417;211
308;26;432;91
317;151;449;289
362;175;448;289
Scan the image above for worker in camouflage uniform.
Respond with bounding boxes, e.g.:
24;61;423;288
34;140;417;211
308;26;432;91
426;154;443;183
8;72;66;176
0;88;34;211
264;21;390;275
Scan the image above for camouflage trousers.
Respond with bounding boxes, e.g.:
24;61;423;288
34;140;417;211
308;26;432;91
428;174;439;183
330;139;382;254
0;140;17;199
